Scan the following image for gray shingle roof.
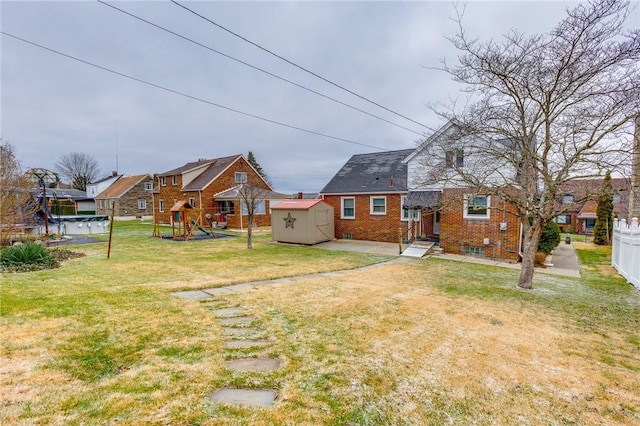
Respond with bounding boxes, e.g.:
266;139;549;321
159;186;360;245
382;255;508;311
320;149;413;194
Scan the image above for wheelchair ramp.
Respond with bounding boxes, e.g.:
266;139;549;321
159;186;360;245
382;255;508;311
401;241;434;258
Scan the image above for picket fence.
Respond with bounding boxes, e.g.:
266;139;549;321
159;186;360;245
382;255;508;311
612;217;640;288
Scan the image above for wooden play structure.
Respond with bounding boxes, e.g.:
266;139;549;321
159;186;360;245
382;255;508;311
153;200;215;240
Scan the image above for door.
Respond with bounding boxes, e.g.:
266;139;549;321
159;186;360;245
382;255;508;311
433;210;441;235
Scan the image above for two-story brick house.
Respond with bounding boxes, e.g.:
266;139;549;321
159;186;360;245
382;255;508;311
319;121;523;261
153;155;274;229
95;174;154;218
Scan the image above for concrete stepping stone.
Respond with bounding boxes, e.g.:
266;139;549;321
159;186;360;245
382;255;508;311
223;327;261;336
225;358;281;372
211;307;246;318
170;290;212;300
224;339;271;349
218;316;257;326
211;388;277;407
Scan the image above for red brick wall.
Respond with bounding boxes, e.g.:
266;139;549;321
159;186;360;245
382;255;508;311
322;193;408;243
153;157;273;229
439;188;520;260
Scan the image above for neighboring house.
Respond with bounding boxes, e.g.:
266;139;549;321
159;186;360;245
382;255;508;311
556;178;630;234
319;121;522;261
95;174;154;218
153;155;275;229
319;149;414;243
87;172;122;199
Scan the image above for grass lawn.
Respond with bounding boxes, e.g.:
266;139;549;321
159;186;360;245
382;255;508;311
1;221;639;425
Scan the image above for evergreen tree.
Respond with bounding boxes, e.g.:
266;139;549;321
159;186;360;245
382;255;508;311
593;171;614;245
247;151;268;182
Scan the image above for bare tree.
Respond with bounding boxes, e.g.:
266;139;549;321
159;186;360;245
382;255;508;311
0;141;32;246
55;152;102;191
237;184;270;249
421;0;639;288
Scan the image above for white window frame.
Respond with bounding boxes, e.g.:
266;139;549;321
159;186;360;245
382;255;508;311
159;200;165;212
137;199;146;210
145;182;152;191
241;200;266;215
235;172;248;184
370;196;386;215
172;175;178;186
160;176;166;186
341;197;355;219
463;194;490;220
188;197;196;208
563;194;574;204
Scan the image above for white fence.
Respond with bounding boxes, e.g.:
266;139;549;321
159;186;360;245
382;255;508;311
612;217;640;288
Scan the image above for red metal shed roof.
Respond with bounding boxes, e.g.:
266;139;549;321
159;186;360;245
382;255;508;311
271;199;324;210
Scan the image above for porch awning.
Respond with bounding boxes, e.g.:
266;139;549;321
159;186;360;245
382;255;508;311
403;191;441;210
213;184;292;200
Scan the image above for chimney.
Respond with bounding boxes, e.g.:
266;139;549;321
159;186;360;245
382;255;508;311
297;192;303;199
112;171;118;177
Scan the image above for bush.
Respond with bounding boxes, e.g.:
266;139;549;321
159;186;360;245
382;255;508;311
0;242;58;272
538;221;561;255
534;251;548;268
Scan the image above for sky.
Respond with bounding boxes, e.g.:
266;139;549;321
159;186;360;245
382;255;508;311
1;1;601;193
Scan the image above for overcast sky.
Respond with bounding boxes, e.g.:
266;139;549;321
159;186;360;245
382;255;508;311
2;1;598;193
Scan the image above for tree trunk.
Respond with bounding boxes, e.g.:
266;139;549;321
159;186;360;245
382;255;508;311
518;223;542;289
247;214;253;249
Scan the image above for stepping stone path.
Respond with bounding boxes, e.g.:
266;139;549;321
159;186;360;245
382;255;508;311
171;291;281;407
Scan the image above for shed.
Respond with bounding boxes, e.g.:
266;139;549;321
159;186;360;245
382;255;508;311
271;200;334;245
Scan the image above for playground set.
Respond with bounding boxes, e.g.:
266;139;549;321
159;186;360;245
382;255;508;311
153;200;228;241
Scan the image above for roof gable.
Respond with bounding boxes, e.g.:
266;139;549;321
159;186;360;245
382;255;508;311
320;149;413;194
95;174;151;199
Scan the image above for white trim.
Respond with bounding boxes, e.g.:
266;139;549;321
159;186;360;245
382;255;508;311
463;194;490;219
341;196;355;219
370;196;386;215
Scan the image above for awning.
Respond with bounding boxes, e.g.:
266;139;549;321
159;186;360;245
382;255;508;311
403;191;441;210
214;184;292;200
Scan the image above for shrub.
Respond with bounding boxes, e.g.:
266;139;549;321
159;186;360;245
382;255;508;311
0;242;58;272
534;251;548;268
538;221;561;255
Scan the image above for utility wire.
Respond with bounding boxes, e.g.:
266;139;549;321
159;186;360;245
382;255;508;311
2;31;388;151
98;1;425;137
170;0;435;132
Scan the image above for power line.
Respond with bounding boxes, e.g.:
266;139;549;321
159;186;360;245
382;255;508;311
98;0;425;137
1;31;388;151
170;0;435;132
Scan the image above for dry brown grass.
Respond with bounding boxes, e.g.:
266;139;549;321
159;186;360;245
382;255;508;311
2;224;638;424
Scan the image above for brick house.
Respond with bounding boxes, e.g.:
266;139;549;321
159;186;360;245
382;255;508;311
319;121;523;261
95;174;154;218
556;177;631;234
153;155;274;229
319;149;414;243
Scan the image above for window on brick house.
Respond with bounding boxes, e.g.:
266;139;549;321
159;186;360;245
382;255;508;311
613;193;621;204
138;199;146;210
370;196;386;215
401;196;420;221
172;175;178;186
160;176;166;186
159;200;165;212
555;215;571;224
563;194;574;204
341;197;355;219
235;172;247;184
218;200;235;215
464;195;490;219
145;182;152;190
189;197;196;208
